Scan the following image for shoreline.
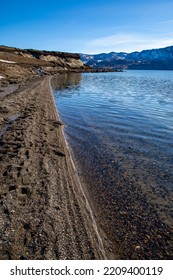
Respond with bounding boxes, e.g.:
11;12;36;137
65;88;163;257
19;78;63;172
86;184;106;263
49;77;106;259
0;75;106;259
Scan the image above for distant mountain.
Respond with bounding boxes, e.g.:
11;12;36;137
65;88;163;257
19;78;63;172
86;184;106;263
80;46;173;70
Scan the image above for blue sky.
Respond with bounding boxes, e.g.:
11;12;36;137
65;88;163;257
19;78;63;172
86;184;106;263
1;0;173;54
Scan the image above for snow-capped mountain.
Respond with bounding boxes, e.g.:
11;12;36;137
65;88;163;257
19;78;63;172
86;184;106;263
80;46;173;70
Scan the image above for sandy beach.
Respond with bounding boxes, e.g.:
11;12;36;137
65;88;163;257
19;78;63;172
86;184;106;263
0;75;106;259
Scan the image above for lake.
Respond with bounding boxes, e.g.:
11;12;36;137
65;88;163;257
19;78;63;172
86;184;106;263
52;70;173;259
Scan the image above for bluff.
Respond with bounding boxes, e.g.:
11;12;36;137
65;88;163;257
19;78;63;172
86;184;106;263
0;45;87;84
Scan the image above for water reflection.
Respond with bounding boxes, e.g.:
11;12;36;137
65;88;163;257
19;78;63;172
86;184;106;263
52;73;82;91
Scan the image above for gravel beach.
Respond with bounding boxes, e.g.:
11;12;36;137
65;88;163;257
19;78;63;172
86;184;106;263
0;76;106;259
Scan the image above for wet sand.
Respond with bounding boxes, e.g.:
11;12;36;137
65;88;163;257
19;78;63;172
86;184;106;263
0;76;106;259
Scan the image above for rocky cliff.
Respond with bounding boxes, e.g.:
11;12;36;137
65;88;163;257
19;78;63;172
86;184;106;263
0;45;87;85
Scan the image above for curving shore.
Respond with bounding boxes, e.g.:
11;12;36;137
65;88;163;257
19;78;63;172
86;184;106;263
0;76;106;259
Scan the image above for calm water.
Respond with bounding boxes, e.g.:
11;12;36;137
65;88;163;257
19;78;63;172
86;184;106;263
52;71;173;259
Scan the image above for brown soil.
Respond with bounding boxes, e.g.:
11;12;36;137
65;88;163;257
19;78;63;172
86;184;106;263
0;76;106;260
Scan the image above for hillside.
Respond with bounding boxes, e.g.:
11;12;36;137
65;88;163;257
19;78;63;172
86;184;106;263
80;46;173;70
0;45;87;86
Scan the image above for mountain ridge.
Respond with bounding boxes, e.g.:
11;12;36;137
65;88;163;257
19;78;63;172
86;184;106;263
80;46;173;70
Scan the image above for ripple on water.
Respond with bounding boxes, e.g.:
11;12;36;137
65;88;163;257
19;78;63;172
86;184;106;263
52;71;173;259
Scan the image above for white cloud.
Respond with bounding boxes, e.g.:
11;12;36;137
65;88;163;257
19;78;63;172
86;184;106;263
83;33;173;54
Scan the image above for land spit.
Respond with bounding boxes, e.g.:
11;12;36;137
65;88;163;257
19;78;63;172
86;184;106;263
0;76;106;260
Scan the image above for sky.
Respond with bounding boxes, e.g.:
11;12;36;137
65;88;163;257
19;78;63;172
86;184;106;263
1;0;173;54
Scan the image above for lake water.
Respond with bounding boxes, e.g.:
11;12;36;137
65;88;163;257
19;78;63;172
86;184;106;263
52;71;173;259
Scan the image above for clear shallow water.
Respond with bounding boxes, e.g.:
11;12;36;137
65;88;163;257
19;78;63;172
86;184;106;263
52;71;173;259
